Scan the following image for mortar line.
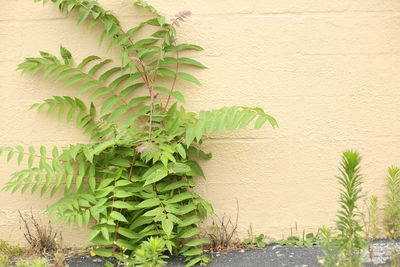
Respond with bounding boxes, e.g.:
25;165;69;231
2;10;400;24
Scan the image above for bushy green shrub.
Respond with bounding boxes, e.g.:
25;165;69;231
0;0;276;266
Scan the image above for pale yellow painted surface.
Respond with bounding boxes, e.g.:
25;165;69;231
1;0;400;246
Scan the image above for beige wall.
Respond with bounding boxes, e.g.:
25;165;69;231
2;0;400;246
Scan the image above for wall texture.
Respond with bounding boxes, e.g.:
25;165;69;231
1;0;400;246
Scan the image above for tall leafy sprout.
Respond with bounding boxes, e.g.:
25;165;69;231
335;151;366;266
1;0;277;266
319;151;366;267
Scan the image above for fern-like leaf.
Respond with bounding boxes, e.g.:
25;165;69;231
185;106;277;146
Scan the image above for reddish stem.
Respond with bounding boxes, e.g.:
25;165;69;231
163;49;180;112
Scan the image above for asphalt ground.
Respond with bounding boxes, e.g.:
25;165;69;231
67;240;399;267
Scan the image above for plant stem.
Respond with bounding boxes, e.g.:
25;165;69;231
128;151;137;181
163;49;180;112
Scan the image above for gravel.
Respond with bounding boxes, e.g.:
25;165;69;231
66;239;400;267
363;239;400;266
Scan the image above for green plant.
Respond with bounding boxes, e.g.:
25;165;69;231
360;194;381;262
0;239;25;258
271;232;320;248
317;227;337;267
133;236;168;267
335;150;366;266
1;0;276;266
0;255;10;267
15;258;49;267
383;167;400;239
243;225;266;249
319;150;366;267
365;195;380;239
268;223;320;248
244;234;266;249
0;240;26;267
388;247;400;267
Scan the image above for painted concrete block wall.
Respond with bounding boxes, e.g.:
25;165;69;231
1;0;400;245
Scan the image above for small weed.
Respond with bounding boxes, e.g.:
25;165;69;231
0;255;10;267
267;224;320;248
0;239;26;267
272;232;320;248
133;237;168;267
0;239;25;257
108;236;170;267
362;194;381;240
18;210;61;255
388;247;400;267
206;200;240;251
14;258;49;267
383;167;400;239
317;227;338;267
368;195;380;238
243;225;266;249
53;251;67;267
361;194;381;261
